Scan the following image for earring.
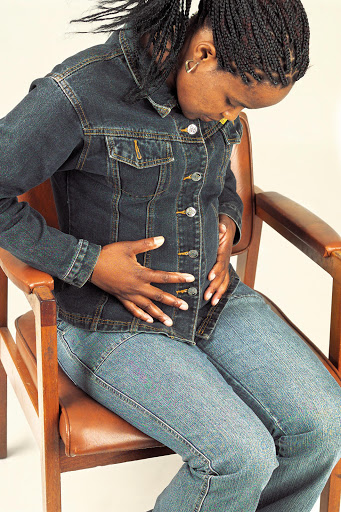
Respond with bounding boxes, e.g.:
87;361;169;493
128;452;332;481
185;59;200;73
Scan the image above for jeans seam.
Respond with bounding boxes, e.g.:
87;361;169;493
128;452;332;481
202;352;289;437
59;335;219;476
93;333;140;373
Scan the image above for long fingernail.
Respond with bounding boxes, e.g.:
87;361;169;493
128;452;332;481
179;302;189;310
184;274;195;282
154;236;165;244
164;318;173;327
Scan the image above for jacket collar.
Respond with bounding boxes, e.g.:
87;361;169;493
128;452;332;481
118;27;178;118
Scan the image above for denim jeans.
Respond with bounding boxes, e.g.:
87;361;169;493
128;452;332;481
57;279;341;512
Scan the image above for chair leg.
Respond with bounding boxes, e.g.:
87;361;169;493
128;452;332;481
0;360;7;459
41;458;62;512
320;459;341;512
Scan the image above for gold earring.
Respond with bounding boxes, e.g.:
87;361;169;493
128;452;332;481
185;60;200;73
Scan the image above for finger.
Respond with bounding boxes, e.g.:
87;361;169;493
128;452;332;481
204;273;225;301
129;236;165;255
211;275;230;306
144;285;189;310
119;298;154;324
147;269;195;284
134;298;174;326
208;260;226;281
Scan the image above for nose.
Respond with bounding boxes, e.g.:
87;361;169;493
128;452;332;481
221;105;244;122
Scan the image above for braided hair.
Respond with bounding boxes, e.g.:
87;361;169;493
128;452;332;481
71;0;310;103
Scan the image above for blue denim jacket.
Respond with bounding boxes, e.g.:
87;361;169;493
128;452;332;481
0;27;243;345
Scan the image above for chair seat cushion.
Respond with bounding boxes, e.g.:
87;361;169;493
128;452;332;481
15;291;341;457
15;312;165;457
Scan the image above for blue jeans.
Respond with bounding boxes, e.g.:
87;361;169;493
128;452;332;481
57;280;341;512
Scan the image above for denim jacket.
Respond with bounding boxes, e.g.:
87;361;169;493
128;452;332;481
0;27;243;345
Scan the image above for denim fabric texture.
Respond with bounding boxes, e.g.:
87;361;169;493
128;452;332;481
0;27;244;344
57;279;341;512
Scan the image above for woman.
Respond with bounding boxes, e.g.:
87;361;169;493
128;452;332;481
1;1;341;511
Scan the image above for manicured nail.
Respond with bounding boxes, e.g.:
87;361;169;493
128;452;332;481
164;318;173;327
184;274;195;282
209;273;216;281
154;236;165;244
179;302;189;310
212;298;220;306
206;292;213;300
146;317;154;323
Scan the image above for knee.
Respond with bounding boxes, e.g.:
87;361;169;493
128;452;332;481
191;427;279;482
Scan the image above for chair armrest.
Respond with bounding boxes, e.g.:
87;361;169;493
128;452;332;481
0;248;54;294
255;190;341;258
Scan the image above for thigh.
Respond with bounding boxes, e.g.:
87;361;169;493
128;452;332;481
196;280;341;442
57;320;277;475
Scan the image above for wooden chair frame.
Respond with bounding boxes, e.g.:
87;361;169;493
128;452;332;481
0;113;340;511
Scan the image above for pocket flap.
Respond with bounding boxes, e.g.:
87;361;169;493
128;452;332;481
107;136;174;169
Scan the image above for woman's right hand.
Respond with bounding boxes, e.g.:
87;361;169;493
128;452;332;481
90;236;195;327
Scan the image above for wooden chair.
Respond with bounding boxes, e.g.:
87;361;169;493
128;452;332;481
0;112;340;512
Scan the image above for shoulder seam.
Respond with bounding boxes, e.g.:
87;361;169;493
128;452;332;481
46;48;124;81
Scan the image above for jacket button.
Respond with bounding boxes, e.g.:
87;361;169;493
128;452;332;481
188;287;198;296
187;124;198;135
186;207;197;217
188;250;199;258
191;172;202;182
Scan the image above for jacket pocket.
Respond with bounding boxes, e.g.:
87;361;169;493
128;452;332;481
106;136;174;198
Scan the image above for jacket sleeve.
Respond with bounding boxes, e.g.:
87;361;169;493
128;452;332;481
0;76;101;287
218;159;243;246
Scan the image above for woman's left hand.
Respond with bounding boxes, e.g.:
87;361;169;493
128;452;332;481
204;214;236;306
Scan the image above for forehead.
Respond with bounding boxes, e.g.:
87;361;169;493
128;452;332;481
213;69;293;109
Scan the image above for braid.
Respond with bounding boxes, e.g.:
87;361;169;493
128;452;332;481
70;0;194;103
71;0;309;102
200;0;310;87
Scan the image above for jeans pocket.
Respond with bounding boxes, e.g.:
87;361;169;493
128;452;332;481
57;323;135;373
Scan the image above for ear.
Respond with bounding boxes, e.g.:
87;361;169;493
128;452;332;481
193;41;217;63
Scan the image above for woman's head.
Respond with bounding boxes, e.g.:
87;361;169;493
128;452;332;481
72;0;309;116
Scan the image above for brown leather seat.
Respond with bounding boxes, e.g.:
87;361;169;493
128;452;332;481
15;310;164;457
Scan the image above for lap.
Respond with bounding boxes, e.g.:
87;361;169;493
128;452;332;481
56;319;277;472
196;279;341;439
56;281;341;463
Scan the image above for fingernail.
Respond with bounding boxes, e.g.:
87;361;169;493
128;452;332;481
212;298;220;306
206;292;213;300
179;302;188;310
164;318;173;327
146;317;154;323
209;273;216;281
184;274;195;282
154;236;165;244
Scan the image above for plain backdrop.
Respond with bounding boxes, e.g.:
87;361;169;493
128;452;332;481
0;1;340;511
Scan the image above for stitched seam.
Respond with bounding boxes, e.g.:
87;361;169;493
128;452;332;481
202;352;289;436
62;241;83;281
60;338;218;472
76;132;92;171
49;49;124;80
50;77;90;131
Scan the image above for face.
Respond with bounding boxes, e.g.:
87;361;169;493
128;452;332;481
171;25;293;122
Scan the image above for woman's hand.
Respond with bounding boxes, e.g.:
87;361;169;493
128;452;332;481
90;236;195;327
204;214;236;306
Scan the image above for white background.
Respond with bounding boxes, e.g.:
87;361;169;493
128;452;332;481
0;0;340;511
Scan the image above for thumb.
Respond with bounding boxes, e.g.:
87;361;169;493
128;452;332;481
130;236;165;255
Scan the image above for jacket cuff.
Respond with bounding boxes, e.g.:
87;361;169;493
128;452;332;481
62;239;102;288
218;206;242;246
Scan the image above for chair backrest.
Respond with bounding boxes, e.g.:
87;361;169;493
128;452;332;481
18;112;254;255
